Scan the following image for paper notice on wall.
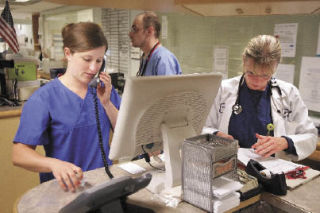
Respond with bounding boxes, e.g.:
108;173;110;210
161;16;168;39
317;23;320;55
274;23;298;57
299;57;320;112
274;64;295;84
213;46;229;79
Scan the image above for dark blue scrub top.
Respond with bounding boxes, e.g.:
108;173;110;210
228;81;296;155
228;82;272;148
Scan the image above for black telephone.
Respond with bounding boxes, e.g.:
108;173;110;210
89;58;106;88
59;173;153;213
88;55;114;179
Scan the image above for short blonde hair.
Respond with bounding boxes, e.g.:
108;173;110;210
242;35;281;75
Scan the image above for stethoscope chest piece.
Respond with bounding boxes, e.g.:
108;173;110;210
232;104;243;115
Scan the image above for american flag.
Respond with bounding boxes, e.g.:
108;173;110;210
0;0;19;53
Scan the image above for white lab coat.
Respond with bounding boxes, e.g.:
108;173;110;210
202;76;317;161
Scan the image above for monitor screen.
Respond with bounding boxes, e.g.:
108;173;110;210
109;73;222;192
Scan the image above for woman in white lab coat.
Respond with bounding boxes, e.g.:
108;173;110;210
203;35;317;161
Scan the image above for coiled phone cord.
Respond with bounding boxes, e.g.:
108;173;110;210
92;89;114;179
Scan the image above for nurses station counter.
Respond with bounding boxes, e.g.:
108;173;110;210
2;106;319;213
15;158;320;213
0;106;45;213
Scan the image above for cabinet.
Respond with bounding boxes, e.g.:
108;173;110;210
0;109;44;213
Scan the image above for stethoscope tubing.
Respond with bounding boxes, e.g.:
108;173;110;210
232;74;283;115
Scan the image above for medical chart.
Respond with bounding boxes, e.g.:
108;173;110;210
238;148;302;174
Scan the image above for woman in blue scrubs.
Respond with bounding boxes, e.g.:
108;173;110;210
12;22;121;192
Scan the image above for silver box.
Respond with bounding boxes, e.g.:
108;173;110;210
182;134;238;212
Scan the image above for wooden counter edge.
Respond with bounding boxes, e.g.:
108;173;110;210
0;108;22;118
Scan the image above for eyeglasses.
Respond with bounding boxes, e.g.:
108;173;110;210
245;71;271;80
130;25;142;33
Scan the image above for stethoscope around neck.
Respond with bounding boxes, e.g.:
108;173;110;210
232;74;283;115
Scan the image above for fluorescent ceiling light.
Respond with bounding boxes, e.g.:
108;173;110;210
15;0;31;2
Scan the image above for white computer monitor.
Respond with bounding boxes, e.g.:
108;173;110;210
109;73;222;192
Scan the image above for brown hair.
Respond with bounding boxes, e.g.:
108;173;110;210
62;22;108;53
138;11;161;38
242;35;281;75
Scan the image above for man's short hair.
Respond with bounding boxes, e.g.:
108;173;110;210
140;11;161;38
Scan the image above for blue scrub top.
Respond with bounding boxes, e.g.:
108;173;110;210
14;78;121;182
141;46;182;76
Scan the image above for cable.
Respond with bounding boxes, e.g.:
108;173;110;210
92;89;114;179
141;145;165;171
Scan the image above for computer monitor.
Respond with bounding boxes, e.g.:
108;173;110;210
109;73;222;192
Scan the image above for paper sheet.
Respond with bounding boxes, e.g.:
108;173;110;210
299;57;320;112
212;176;243;199
213;46;229;79
317;23;320;55
274;23;298;57
161;16;168;39
117;162;146;174
213;192;240;213
286;168;320;189
275;63;295;84
238;148;302;174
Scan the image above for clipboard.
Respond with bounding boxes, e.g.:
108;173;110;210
286;168;320;189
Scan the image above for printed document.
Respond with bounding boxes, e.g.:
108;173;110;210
238;148;302;174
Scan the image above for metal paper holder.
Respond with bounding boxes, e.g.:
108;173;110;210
182;134;238;212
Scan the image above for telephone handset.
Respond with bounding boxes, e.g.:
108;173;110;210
89;55;114;179
89;58;106;88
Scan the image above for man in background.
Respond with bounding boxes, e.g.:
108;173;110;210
129;11;182;76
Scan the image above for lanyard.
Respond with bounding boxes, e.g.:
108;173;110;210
136;42;160;76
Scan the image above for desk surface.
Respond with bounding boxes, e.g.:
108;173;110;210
0;105;22;118
262;175;320;213
17;161;206;213
17;160;320;213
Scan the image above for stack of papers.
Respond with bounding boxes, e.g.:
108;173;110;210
238;148;320;190
238;148;303;174
213;192;240;213
212;176;243;198
212;176;242;212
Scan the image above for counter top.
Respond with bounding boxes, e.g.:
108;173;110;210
0;105;22;118
16;156;320;213
17;160;206;213
262;175;320;213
